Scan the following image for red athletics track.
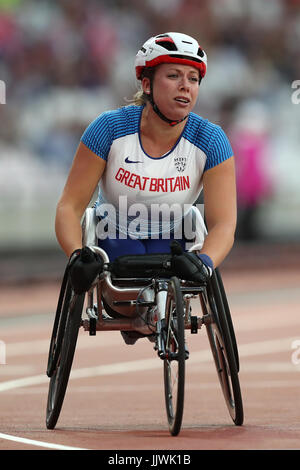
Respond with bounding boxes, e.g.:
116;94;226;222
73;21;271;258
0;266;300;451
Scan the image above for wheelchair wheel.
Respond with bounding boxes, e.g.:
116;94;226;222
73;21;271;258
213;268;239;372
46;285;85;430
46;278;72;378
163;276;185;436
205;279;243;426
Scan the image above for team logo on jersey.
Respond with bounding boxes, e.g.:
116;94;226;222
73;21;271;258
174;156;187;172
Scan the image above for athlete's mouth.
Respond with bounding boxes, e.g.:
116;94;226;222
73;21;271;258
174;97;190;103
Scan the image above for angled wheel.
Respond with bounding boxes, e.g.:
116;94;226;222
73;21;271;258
163;276;186;436
46;281;85;430
205;278;243;426
46;277;72;378
213;268;239;372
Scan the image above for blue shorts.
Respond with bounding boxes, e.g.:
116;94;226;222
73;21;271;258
98;235;186;261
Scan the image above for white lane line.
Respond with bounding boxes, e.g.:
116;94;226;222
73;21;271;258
0;432;87;450
237;336;297;357
0;335;298;450
5;329;298;360
0;336;298;393
0;365;38;376
5;309;300;359
5;334;121;358
0;373;49;392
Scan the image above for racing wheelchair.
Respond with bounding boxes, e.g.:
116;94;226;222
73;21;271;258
45;207;243;436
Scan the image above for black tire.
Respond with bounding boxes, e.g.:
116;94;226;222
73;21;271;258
213;268;240;372
205;279;244;426
163;276;186;436
46;280;72;378
46;287;85;430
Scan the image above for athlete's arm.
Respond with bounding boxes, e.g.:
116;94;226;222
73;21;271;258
200;156;237;268
55;142;106;257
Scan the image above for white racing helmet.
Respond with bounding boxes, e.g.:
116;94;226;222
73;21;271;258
135;32;207;81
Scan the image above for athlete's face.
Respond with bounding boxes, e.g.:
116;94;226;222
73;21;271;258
143;63;200;121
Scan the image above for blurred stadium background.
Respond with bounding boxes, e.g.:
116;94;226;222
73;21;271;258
0;0;300;283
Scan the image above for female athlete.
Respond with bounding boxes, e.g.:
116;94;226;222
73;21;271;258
55;32;237;324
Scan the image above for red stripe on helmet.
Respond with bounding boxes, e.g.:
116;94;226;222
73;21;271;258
155;37;175;44
145;55;206;78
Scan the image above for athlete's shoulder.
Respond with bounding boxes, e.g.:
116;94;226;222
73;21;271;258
185;113;223;142
80;105;142;160
95;105;142;137
185;113;233;170
99;105;142;123
184;113;216;151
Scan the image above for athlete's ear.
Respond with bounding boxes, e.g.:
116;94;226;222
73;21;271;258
141;77;151;95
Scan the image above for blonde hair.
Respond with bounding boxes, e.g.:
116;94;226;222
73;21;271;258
132;89;148;106
130;67;155;106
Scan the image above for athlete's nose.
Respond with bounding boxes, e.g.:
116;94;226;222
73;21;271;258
179;75;190;91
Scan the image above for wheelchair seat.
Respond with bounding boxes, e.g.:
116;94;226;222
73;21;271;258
110;252;173;279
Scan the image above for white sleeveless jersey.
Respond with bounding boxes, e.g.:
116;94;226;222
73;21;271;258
81;105;233;238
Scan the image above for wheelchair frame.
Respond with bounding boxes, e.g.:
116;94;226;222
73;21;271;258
45;209;243;435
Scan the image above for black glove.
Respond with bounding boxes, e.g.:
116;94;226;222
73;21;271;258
170;240;211;283
68;246;104;294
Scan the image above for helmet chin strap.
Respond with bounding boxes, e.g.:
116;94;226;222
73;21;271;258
151;100;188;127
147;82;188;127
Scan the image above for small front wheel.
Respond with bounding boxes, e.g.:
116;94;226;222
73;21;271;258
163;277;186;436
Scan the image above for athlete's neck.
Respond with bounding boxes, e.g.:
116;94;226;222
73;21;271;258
140;104;185;146
139;106;184;158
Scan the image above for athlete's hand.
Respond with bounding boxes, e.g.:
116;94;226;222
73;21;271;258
68;246;104;294
170;241;213;283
